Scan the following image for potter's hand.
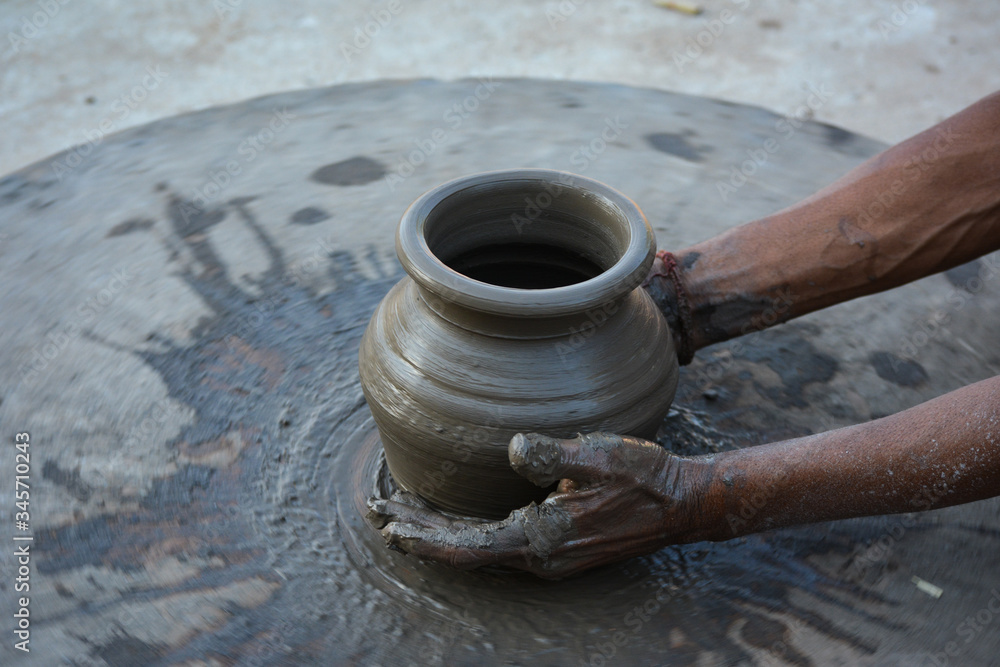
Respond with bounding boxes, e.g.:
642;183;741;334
365;432;714;579
643;92;1000;360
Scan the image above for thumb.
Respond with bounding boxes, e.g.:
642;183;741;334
508;432;622;488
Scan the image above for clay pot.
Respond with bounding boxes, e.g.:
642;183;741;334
358;169;679;519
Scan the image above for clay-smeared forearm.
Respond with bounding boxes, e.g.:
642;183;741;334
696;375;1000;541
647;91;1000;355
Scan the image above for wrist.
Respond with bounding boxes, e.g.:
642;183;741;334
657;452;728;544
642;250;695;365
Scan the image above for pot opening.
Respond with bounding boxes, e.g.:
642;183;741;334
446;242;603;289
419;178;635;293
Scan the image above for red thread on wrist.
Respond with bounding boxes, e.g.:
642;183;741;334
645;250;695;365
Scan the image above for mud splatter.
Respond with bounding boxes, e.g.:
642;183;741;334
41;460;92;502
945;259;984;291
870;351;928;387
290;206;331;225
106;218;155;237
311;156;387;186
645;131;710;162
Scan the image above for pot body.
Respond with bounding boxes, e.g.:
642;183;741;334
358;169;679;519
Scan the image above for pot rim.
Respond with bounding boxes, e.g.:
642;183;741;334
396;169;655;318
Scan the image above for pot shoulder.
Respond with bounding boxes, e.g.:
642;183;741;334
359;278;678;436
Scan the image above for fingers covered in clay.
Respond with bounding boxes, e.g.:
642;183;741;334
366;490;586;577
367;431;712;579
508;431;666;488
373;504;533;571
508;431;627;487
366;490;455;531
380;522;512;570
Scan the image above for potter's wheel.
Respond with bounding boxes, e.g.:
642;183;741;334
3;80;999;665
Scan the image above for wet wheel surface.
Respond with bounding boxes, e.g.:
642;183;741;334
1;79;999;666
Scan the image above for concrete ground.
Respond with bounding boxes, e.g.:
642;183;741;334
2;1;999;177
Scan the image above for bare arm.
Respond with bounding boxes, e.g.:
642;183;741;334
647;91;1000;359
698;375;1000;541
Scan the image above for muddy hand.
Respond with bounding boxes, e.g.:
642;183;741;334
366;432;716;579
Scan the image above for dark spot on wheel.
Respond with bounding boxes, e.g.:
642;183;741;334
93;633;166;666
42;460;92;501
814;122;858;150
944;259;983;292
140;465;215;509
311;156;386;186
731;324;838;408
107;218;155;237
168;195;226;236
30;198;56;211
644;132;710;162
824;124;853;146
0;176;29;205
869;351;928;387
290;206;331;225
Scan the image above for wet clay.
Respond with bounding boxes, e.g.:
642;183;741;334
359;170;680;519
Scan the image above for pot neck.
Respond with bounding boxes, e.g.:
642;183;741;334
415;282;630;340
